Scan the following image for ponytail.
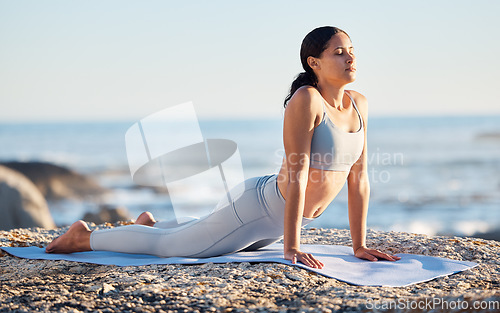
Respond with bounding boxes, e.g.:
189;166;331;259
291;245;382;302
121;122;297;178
283;71;318;107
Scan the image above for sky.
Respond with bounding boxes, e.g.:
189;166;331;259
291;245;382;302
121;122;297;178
1;0;499;122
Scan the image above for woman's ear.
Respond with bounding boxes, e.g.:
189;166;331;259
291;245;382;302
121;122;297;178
307;56;320;70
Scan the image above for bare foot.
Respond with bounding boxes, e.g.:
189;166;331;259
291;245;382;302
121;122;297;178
45;220;92;254
135;212;156;227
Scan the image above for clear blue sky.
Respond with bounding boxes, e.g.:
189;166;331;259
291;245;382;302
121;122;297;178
1;0;499;121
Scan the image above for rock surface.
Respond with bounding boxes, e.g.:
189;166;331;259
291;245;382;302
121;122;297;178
1;225;499;312
0;165;55;231
83;205;132;224
0;161;107;201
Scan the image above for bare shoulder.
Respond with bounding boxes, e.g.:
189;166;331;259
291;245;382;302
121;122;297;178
286;86;323;118
346;89;368;117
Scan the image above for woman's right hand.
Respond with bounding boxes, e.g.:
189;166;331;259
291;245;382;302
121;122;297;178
285;249;324;269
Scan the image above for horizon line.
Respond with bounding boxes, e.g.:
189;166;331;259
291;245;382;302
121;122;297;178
1;112;500;124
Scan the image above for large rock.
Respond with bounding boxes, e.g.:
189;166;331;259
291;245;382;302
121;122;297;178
83;205;132;224
0;161;106;201
0;165;55;230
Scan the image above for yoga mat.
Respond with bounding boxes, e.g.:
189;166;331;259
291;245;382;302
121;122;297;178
1;244;477;287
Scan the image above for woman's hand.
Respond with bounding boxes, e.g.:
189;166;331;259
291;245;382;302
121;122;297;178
354;246;401;261
285;249;324;269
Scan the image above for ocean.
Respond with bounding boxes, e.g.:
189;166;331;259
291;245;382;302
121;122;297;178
1;115;499;237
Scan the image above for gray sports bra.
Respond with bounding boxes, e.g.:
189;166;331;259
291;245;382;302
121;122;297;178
309;92;364;171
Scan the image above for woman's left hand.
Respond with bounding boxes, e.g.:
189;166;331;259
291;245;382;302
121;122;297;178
354;246;401;261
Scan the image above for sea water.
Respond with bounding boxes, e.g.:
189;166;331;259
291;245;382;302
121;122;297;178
1;115;499;237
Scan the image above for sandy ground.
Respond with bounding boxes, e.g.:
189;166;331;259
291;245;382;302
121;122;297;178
1;224;499;313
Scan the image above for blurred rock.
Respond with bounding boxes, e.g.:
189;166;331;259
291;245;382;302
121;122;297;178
0;161;107;201
472;229;500;241
476;132;500;141
83;205;132;224
0;165;56;230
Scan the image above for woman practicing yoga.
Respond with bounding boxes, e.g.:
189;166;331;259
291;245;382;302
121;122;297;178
46;26;400;268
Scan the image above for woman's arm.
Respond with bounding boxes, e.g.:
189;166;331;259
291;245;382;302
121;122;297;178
282;87;324;269
346;91;400;262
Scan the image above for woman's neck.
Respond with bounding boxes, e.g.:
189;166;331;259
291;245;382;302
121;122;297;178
316;83;346;110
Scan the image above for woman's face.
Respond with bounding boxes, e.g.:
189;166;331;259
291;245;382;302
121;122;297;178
311;32;356;84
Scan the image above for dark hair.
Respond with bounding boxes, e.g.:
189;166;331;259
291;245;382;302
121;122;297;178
283;26;350;107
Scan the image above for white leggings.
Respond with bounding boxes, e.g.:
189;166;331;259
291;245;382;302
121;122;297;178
90;174;314;258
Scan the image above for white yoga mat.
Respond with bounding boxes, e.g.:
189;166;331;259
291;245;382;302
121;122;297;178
1;244;477;287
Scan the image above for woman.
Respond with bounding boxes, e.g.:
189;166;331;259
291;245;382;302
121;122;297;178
46;26;400;268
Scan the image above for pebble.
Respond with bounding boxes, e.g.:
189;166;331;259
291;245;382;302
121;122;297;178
285;272;304;282
102;283;115;294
